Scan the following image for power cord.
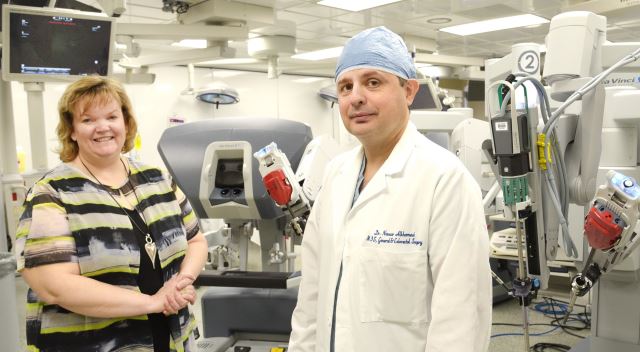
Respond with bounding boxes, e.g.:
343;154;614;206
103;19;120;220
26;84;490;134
535;297;590;339
490;296;591;348
529;342;571;351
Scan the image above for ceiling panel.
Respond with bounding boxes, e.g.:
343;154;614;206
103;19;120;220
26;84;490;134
407;13;478;31
284;2;349;18
296;18;360;36
64;0;640;77
368;1;447;20
277;9;319;24
121;3;178;22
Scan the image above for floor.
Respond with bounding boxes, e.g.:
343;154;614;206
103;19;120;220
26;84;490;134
489;295;589;352
7;239;591;352
9;273;590;352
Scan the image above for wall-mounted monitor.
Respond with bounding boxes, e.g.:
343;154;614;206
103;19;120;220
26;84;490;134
1;5;115;82
466;80;485;102
410;78;442;111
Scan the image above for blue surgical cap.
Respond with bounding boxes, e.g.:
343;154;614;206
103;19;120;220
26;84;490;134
335;26;416;81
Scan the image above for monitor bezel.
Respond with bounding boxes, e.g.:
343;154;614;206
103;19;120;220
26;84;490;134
411;77;443;111
1;4;116;83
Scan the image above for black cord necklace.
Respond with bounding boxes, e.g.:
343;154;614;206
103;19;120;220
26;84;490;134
79;157;158;268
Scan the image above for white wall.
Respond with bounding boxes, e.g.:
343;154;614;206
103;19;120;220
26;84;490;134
10;66;346;171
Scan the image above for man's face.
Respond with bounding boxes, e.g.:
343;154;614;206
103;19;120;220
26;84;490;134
337;68;418;145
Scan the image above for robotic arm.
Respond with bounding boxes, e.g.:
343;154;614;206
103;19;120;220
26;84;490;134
254;142;311;237
564;170;640;319
254;136;339;238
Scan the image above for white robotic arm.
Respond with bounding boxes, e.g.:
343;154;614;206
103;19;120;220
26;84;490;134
254;142;311;237
563;171;640;320
254;137;339;238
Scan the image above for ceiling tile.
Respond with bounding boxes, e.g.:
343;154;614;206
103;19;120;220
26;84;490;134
285;2;350;18
120;3;178;22
368;0;449;20
277;9;319;24
102;0;640;77
296;18;360;36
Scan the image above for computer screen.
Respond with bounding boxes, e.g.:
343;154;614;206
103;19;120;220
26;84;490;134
410;78;442;111
466;80;485;101
1;5;115;82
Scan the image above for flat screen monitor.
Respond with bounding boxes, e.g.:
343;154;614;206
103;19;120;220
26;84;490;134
466;80;485;101
1;5;115;82
410;78;442;111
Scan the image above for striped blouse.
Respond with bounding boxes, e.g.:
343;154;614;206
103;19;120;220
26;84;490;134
15;157;201;352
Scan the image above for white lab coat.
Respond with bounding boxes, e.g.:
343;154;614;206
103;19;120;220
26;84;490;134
289;122;492;352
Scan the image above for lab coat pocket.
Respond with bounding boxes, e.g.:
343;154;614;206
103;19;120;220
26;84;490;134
359;248;428;324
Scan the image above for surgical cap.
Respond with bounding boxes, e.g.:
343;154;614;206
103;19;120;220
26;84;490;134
335;26;416;81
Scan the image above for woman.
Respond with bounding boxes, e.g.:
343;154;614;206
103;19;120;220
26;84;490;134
14;76;208;351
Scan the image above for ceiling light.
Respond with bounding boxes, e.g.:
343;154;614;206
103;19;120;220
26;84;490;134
172;39;207;49
197;58;260;65
317;0;403;12
293;77;327;83
440;14;549;36
292;46;343;61
427;17;452;25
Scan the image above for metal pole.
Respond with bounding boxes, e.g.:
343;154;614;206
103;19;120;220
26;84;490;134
515;214;530;351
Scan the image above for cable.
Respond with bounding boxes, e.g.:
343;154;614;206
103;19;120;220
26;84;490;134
491;326;560;338
496;75;578;258
546;296;587;308
544;47;640;135
492;298;590;347
493;322;559;328
535;297;591;339
529;342;571;352
495;46;640;259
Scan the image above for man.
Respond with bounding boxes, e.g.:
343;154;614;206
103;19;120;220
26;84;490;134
289;27;492;352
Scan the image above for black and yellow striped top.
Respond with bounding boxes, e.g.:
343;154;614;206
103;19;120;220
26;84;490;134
15;157;200;352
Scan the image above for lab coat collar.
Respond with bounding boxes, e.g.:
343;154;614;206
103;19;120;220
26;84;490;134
337;121;416;177
378;121;417;177
347;121;417;212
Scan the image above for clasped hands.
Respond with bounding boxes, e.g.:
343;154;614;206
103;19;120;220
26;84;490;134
152;272;197;315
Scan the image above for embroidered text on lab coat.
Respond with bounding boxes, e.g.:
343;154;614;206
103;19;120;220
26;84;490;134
366;229;423;247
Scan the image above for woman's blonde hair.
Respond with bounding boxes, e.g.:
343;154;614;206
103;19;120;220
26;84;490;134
56;76;137;162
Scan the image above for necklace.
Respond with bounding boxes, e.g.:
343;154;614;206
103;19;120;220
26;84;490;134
79;157;158;268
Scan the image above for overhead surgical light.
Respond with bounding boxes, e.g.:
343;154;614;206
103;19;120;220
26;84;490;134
196;82;239;109
318;85;338;107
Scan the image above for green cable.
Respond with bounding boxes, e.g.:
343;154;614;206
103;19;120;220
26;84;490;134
523;83;529;115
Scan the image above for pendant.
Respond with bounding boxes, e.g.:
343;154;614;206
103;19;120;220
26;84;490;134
144;233;157;269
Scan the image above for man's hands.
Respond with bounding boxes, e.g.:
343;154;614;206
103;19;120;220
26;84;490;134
150;273;197;315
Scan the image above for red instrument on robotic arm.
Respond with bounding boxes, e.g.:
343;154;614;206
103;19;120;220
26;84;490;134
254;142;312;237
564;170;640;320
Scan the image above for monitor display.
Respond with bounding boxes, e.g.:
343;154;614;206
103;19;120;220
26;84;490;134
466;80;485;101
2;5;115;82
410;78;442;111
